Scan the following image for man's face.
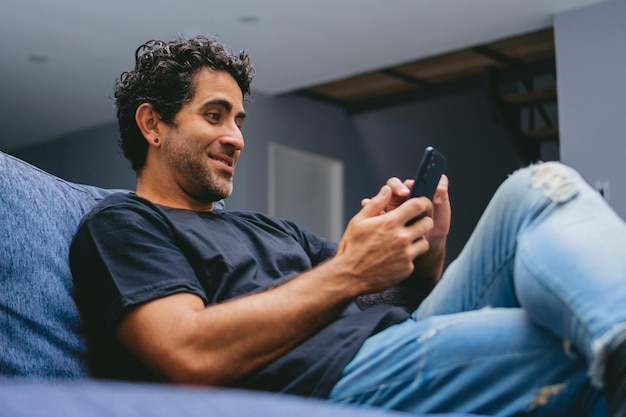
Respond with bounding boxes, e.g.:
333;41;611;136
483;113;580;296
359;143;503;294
160;68;246;204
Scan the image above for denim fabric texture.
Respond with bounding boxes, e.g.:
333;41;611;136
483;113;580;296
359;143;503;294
0;152;118;377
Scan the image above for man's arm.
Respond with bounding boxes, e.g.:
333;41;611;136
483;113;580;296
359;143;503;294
117;184;434;386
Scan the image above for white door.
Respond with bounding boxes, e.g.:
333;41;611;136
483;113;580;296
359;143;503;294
268;143;344;242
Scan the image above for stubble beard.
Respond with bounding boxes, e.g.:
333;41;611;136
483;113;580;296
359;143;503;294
164;137;234;204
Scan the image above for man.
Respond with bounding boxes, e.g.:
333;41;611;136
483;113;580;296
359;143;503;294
70;36;626;416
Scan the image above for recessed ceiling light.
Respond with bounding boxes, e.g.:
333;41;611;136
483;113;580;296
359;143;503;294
239;15;259;24
28;54;49;63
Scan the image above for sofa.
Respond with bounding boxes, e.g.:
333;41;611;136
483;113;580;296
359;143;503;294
0;150;477;416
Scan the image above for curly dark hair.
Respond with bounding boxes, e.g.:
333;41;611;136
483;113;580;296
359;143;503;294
114;35;255;172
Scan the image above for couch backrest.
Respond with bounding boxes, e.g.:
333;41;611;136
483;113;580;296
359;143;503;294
0;151;120;377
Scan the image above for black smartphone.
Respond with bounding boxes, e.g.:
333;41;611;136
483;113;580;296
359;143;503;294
410;146;447;200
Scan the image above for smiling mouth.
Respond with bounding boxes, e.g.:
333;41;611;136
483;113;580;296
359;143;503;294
210;154;234;167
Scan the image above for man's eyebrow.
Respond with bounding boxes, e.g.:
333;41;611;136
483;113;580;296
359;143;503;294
200;98;247;118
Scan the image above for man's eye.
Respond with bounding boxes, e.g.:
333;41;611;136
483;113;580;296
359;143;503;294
206;113;220;121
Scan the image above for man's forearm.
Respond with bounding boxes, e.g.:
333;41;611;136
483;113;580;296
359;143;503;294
117;256;363;386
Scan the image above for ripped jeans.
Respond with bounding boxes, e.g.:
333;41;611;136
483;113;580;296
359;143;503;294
329;162;626;416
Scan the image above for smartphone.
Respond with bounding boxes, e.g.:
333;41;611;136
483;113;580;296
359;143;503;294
410;146;447;200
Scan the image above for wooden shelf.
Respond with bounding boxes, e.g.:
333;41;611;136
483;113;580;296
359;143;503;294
505;86;557;106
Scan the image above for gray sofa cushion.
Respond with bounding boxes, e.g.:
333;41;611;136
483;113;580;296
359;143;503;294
0;151;118;377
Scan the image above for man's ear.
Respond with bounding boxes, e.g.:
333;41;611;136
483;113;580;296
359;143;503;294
135;103;162;146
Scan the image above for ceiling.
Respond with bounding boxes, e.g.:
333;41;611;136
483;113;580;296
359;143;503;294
0;0;608;152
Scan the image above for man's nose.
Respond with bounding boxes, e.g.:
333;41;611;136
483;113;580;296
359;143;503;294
221;126;244;150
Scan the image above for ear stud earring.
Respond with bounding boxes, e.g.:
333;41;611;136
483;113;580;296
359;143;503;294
154;138;159;144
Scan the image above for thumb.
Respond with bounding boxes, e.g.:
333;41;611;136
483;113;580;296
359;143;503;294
356;185;391;219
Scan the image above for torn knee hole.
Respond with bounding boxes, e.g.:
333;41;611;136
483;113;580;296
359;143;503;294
531;162;579;203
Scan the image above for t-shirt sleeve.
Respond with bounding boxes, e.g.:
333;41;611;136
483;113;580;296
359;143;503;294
70;195;208;332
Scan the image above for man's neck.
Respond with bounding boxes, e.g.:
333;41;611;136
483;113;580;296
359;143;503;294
135;177;215;212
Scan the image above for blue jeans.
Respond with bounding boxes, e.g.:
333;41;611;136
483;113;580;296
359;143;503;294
329;162;626;416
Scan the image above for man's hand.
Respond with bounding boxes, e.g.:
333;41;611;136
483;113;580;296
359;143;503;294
336;184;434;295
360;175;451;242
360;175;451;282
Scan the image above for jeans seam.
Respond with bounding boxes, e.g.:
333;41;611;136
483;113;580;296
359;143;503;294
515;249;595;382
517;251;591;340
471;250;517;311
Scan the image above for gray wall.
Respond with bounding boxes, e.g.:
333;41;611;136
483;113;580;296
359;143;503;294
555;0;626;219
14;122;135;190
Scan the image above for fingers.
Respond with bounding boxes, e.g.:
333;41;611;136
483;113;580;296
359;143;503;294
433;174;449;204
404;208;434;238
356;185;392;219
386;177;411;198
361;180;434;225
360;176;445;232
361;177;412;211
385;177;410;212
357;183;433;229
386;197;434;235
428;174;451;241
390;212;434;265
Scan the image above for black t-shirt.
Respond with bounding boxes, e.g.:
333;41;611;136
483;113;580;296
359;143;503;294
69;193;409;397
